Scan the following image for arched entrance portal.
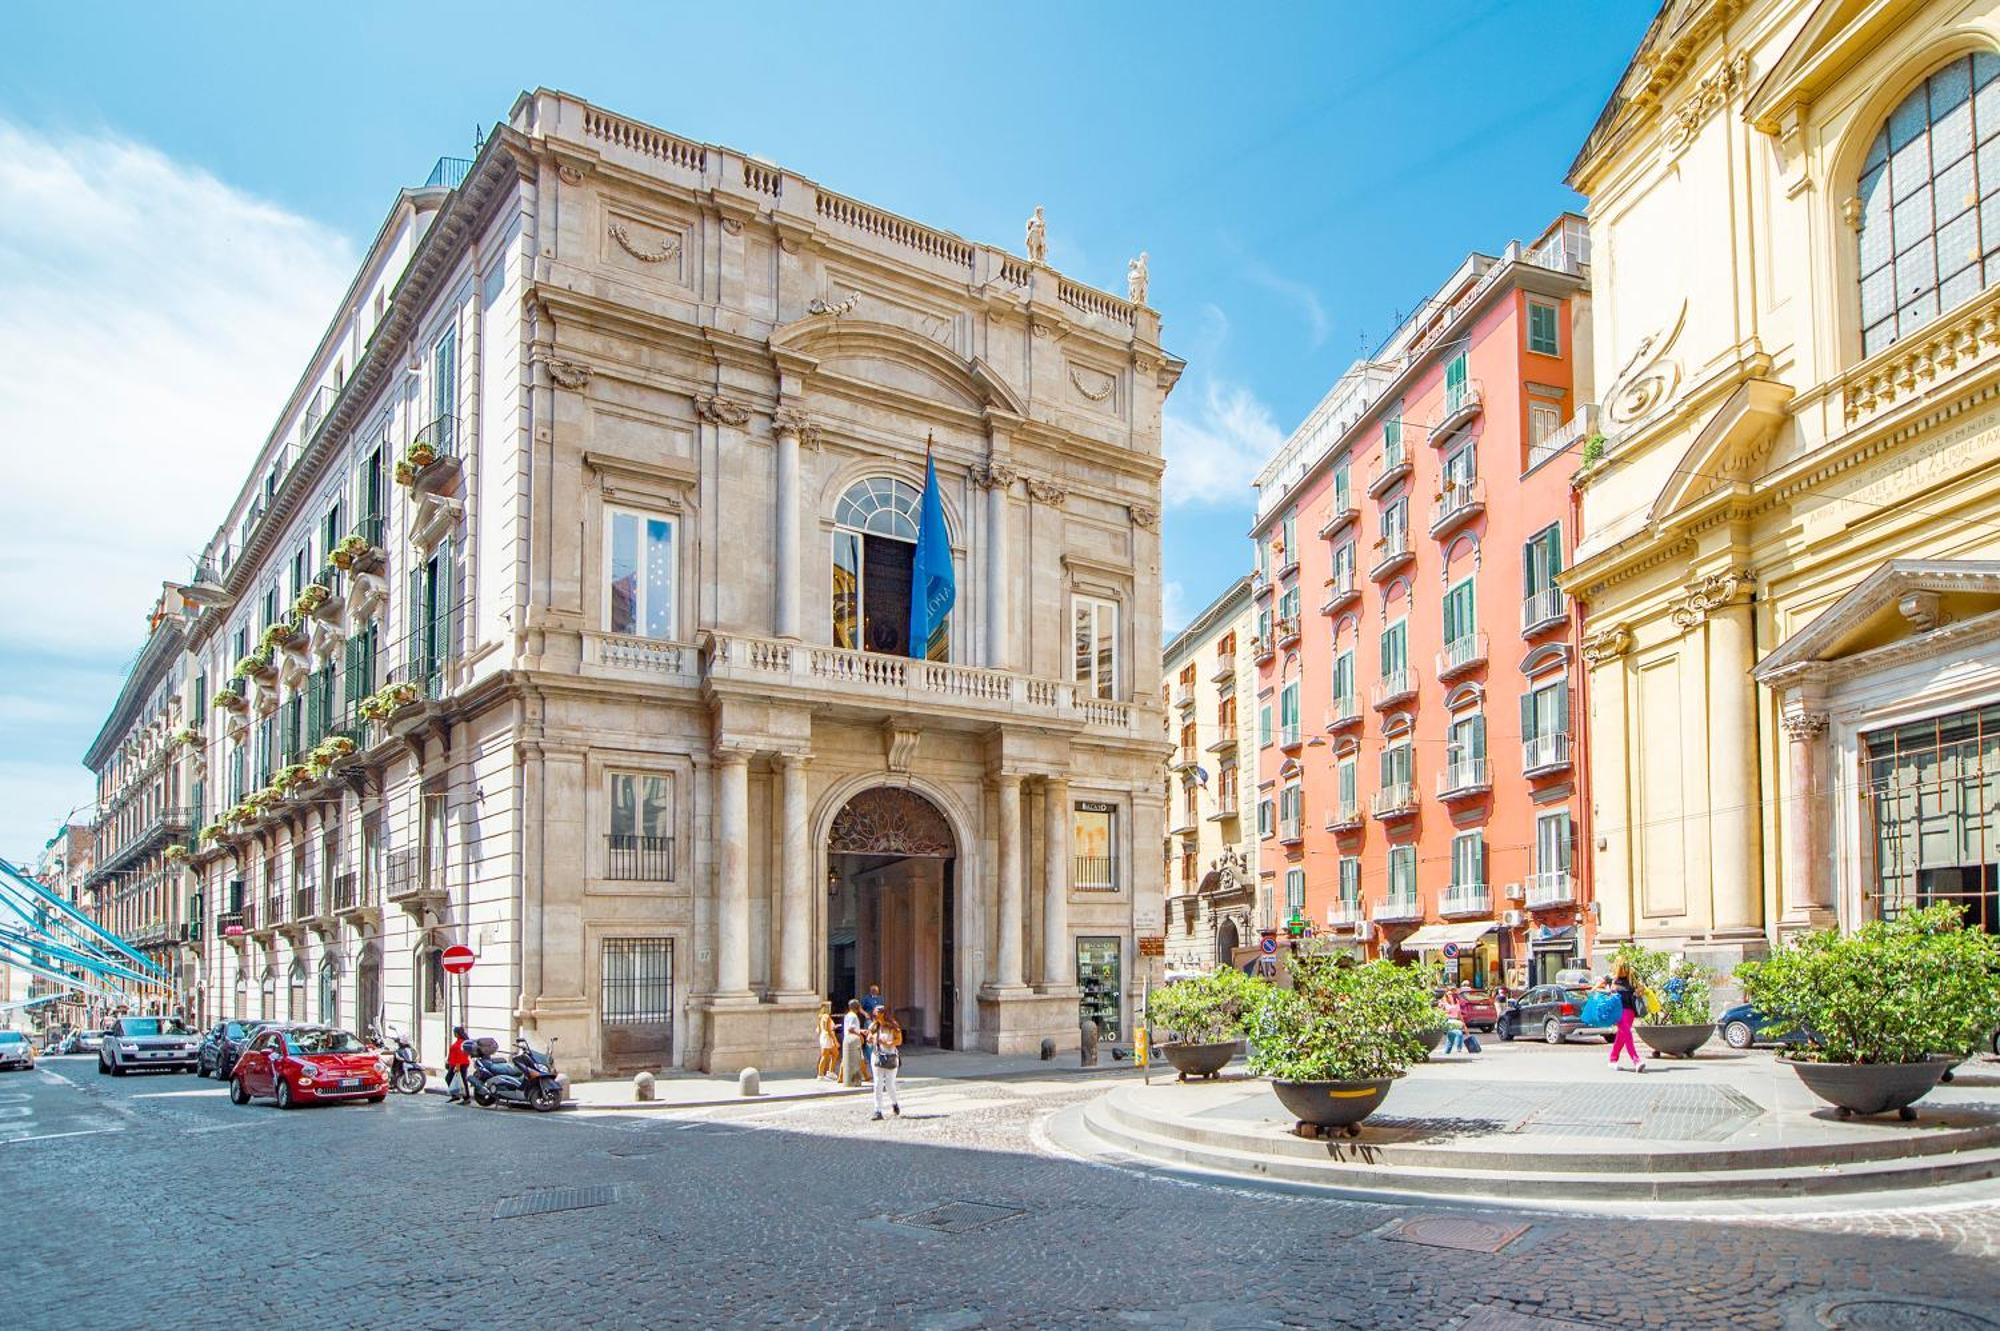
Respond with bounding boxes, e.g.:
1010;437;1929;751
1215;918;1240;971
826;786;957;1049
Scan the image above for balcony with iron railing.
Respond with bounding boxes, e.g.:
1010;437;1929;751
1325;800;1363;833
1370;783;1418;821
1205;724;1239;753
1169;806;1200;837
1428;378;1484;439
87;806;197;885
385;847;448;909
1173;684;1197;711
332;870;377;919
1318;492;1359;538
1250;635;1275;666
1437;759;1491;801
1370;669;1418;710
1368;531;1414;581
1209;652;1236;683
422;155;475;191
1435;632;1488;682
1326;897;1365;928
1320;570;1361;615
1324;694;1360;731
219;906;249;939
1073;855;1118;892
606;834;676;881
1525;870;1575;909
1523;733;1573;776
1429;478;1486;537
1366;444;1413;497
1373;893;1423;923
405;414;463;493
1522;586;1569;637
1278;812;1303;845
1529;403;1598;472
1440;882;1492;918
1172;745;1201;772
1278;722;1303;752
1275;616;1301;649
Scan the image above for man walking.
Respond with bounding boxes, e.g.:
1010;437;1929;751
445;1025;472;1103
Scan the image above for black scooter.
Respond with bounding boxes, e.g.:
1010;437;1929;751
468;1035;564;1112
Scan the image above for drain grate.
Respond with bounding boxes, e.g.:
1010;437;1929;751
1384;1215;1530;1254
894;1200;1024;1234
1817;1297;2000;1330
493;1185;622;1219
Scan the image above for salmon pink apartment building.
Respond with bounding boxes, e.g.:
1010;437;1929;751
1247;215;1596;990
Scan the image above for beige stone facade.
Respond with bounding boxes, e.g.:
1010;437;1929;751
1567;0;2000;966
1161;576;1258;974
120;91;1176;1077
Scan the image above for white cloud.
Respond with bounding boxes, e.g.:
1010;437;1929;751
0;120;357;656
1161;377;1286;509
1162;580;1190;637
1242;259;1330;347
0;760;96;864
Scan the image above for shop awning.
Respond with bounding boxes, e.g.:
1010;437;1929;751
1397;922;1495;954
1530;925;1578;950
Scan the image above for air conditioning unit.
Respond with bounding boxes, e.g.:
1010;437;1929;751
1504;881;1524;902
1354;920;1376;941
1501;909;1525;928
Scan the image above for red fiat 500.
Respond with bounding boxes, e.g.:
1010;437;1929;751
230;1025;388;1108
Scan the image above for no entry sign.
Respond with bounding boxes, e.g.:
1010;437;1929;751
440;944;477;975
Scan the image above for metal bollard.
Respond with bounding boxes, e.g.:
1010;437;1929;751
738;1067;761;1097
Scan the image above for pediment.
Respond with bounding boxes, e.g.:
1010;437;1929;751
768;316;1026;416
1745;0;1928;134
1649;378;1794;521
1754;559;2000;682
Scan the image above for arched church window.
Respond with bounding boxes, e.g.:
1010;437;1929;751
831;477;950;659
1858;52;2000;357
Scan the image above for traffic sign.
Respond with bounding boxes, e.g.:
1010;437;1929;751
1259;936;1277;956
440;944;477;974
1442;942;1460;960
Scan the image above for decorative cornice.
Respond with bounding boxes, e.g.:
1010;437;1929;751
771;406;818;445
1128;504;1160;530
1669;570;1753;631
1026;477;1069;507
1580;624;1632;666
695;393;752;428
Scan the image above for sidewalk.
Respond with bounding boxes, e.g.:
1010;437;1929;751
554;1046;1150;1111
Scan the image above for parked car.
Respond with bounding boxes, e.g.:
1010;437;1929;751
229;1026;388;1108
1436;988;1498;1032
98;1016;199;1075
1717;1002;1811;1050
0;1031;35;1071
196;1020;273;1079
1496;984;1617;1044
65;1030;106;1055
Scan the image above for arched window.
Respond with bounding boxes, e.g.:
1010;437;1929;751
1857;52;2000;357
831;476;951;659
317;954;341;1027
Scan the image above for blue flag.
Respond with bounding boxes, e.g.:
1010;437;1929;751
907;446;955;659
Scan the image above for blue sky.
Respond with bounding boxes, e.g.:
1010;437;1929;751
0;2;1653;861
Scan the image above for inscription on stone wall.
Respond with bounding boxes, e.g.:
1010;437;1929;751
1803;407;2000;540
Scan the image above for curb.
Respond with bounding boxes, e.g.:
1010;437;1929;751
562;1059;1149;1113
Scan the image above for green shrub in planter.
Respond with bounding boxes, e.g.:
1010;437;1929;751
1738;903;2000;1064
1147;966;1270;1045
1610;941;1713;1024
1246;955;1436;1083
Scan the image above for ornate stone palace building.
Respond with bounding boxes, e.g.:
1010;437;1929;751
105;91;1176;1074
1568;0;2000;965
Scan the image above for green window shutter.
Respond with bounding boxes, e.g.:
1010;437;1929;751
1470;714;1486;761
1446;354;1466;395
1521;689;1538;743
1555;680;1571;735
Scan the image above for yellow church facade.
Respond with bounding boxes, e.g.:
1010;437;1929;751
1567;0;2000;971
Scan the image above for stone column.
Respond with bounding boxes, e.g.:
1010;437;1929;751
1781;707;1834;925
714;750;753;997
773;415;804;640
980;462;1015;670
992;772;1025;990
1699;583;1762;935
1040;776;1072;990
774;753;813;998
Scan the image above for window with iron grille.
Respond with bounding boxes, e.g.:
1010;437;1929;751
602;937;675;1026
607;772;675;880
1072;801;1118;890
1865;703;2000;931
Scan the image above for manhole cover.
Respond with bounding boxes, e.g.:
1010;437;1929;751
1818;1297;2000;1330
1385;1215;1530;1254
1457;1309;1606;1331
894;1200;1024;1234
493;1185;622;1219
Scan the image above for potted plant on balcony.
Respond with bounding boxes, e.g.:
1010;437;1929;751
309;735;358;773
162;844;189;866
294;583;331;618
1248;954;1435;1138
276;763;314;794
199;821;228;846
330;533;373;570
358;680;424;721
211;685;245;713
1738;903;2000;1120
1613;942;1716;1058
1146;966;1268;1081
404;436;438;470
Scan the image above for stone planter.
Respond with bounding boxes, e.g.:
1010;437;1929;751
1636;1022;1713;1059
1159;1039;1241;1082
1271;1076;1399;1139
1781;1056;1955;1120
1416;1026;1446;1060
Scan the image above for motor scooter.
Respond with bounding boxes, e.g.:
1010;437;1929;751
372;1024;426;1095
468;1035;565;1112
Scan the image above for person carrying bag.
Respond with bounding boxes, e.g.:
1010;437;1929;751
868;1007;903;1120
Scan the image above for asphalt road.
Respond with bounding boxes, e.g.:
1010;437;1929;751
7;1054;2000;1330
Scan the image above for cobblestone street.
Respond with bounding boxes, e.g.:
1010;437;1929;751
10;1056;2000;1330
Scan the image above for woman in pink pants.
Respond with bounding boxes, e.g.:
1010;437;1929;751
1608;963;1645;1072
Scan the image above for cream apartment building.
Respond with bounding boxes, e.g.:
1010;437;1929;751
118;91;1177;1075
1568;0;2000;967
1160;576;1258;975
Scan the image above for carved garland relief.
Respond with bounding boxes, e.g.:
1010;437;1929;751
609;221;683;264
1662;53;1750;151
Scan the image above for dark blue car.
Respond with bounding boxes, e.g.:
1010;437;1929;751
1718;1002;1808;1049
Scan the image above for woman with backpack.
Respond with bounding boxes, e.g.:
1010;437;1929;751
868;1006;904;1120
1608;963;1645;1072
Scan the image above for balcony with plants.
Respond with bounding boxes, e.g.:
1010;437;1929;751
1325;800;1363;833
1428;478;1486;538
1367;531;1413;581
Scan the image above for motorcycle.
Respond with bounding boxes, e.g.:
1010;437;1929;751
373;1025;426;1096
467;1035;565;1113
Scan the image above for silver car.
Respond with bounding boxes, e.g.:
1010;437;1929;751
0;1031;34;1071
98;1016;199;1075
